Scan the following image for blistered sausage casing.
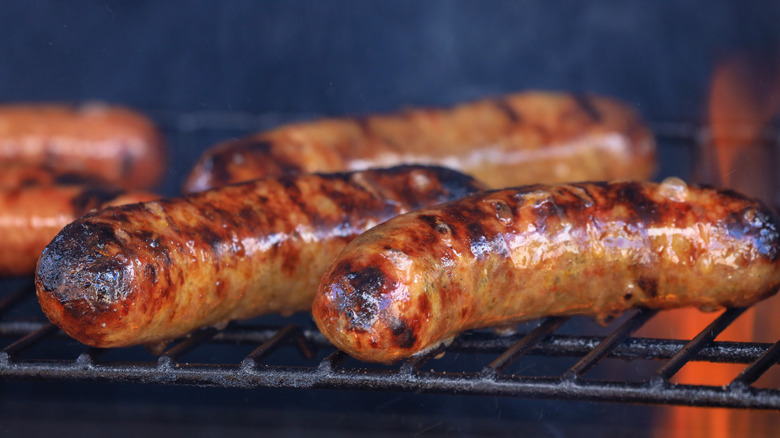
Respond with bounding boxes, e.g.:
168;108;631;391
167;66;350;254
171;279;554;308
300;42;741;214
184;92;655;192
35;166;485;348
313;179;780;364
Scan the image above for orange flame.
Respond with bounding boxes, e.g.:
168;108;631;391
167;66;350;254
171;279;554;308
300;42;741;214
709;53;780;187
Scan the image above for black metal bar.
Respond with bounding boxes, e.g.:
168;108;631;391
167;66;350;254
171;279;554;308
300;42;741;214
730;340;780;388
653;307;748;382
242;324;309;366
159;327;220;362
401;343;449;375
2;322;59;358
483;317;569;376
1;358;778;410
566;309;658;379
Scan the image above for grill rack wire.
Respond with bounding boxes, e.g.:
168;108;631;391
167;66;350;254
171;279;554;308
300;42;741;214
2;278;779;410
1;119;779;410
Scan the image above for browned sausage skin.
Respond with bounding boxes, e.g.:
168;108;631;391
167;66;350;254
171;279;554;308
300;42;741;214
35;166;485;348
183;92;655;192
0;186;157;276
0;103;166;190
313;178;780;364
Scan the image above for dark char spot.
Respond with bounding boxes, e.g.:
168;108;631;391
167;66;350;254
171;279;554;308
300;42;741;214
726;207;780;261
637;276;658;298
145;264;158;284
418;214;451;234
341;267;388;332
195;225;223;257
36;221;131;317
390;319;417;349
616;183;659;225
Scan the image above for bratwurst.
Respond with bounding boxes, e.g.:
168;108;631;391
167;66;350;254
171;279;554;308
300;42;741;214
35;166;485;348
313;178;780;363
0;103;166;189
184;91;655;192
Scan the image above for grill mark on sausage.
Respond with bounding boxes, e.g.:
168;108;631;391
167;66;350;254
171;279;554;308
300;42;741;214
614;182;661;225
243;139;302;175
390;319;417;349
493;98;522;124
571;93;602;122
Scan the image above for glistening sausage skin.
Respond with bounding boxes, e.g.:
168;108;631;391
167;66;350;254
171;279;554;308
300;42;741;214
35;166;485;348
313;178;780;364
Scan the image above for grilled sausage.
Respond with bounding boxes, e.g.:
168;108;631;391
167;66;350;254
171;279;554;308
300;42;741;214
0;103;166;189
183;91;656;193
313;178;780;363
34;166;485;348
0;186;158;276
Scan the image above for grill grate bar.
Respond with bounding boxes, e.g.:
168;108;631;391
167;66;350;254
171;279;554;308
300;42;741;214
566;309;657;379
159;327;220;363
318;349;348;372
654;307;748;382
243;324;313;366
1;322;58;358
483;317;569;376
1;356;778;409
730;340;780;388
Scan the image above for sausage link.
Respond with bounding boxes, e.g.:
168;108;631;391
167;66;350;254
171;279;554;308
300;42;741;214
183;91;655;193
313;178;780;363
0;103;166;189
34;165;485;348
0;186;157;276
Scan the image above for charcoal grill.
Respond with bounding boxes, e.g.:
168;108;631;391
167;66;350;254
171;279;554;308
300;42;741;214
2;112;779;414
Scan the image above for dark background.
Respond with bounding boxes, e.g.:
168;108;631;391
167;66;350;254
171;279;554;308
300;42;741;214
1;1;779;436
2;1;779;194
2;1;779;118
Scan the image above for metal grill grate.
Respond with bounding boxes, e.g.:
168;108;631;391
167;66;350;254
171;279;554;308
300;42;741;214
1;278;779;410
